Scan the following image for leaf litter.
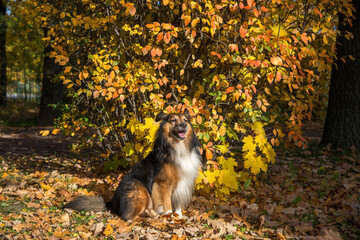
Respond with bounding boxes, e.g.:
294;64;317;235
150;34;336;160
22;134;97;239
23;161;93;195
0;130;359;239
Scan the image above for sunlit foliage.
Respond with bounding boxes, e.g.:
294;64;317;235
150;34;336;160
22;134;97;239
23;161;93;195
26;0;354;196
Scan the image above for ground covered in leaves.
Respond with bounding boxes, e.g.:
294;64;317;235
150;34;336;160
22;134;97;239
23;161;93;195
0;127;360;240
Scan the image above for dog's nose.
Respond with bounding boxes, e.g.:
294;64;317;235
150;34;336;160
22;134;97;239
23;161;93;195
179;123;187;128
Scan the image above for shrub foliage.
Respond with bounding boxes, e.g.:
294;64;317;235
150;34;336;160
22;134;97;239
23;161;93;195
23;0;354;196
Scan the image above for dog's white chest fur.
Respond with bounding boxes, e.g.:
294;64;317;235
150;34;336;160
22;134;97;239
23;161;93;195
171;142;201;214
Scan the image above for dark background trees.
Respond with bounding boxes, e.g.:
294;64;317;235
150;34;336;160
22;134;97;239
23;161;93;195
0;0;7;107
38;39;63;126
321;1;360;151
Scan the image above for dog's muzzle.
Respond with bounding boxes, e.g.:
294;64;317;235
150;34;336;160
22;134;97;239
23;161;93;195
173;123;188;140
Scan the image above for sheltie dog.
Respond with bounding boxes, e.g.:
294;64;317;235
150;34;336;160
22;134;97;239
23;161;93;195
64;109;202;220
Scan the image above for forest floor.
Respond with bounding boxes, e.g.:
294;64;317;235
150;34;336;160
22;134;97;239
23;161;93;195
0;105;360;239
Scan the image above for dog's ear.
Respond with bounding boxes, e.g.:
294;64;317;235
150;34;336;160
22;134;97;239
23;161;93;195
183;108;191;119
155;112;168;122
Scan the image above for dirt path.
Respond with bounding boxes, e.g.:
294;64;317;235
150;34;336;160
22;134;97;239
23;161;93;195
0;127;71;157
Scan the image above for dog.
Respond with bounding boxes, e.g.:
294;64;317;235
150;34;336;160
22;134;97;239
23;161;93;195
63;109;202;220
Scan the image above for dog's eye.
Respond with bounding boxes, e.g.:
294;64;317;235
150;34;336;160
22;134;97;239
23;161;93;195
183;118;188;122
170;119;176;123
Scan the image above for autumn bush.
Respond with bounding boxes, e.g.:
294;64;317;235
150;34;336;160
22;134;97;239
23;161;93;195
23;0;354;196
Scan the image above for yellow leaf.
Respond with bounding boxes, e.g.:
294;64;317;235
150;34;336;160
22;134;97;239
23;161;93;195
263;144;276;164
215;144;229;154
40;182;54;191
60;12;65;19
41;130;50;136
206;171;219;184
218;156;237;169
323;35;328;45
252;122;265;135
270;24;288;37
103;224;113;236
104;128;110;135
220;169;238;190
180;69;184;76
242;136;256;152
52;129;60;135
135;143;143;152
244;155;268;175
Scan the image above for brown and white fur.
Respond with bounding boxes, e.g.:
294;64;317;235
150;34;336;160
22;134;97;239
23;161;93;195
63;109;202;220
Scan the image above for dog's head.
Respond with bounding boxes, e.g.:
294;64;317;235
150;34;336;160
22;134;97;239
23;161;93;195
156;109;192;142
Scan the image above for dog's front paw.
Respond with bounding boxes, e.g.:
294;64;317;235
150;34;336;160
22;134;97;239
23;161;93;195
143;208;159;218
155;205;164;215
164;210;172;215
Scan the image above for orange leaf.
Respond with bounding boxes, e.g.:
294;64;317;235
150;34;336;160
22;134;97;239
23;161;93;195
206;149;213;160
155;48;163;56
247;0;254;7
128;6;136;16
219;125;226;137
150;48;157;57
64;66;72;73
180;69;184;76
239;26;247;38
276;71;282;82
164;32;171;44
256;100;262;108
157;32;164;42
197;115;202;124
229;44;239;52
184;16;191;26
93;91;100;98
270;56;283;66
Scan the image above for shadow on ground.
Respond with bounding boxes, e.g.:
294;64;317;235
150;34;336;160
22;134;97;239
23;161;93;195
0;127;103;176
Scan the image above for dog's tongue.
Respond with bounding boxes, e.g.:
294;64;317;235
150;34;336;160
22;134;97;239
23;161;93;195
178;132;186;138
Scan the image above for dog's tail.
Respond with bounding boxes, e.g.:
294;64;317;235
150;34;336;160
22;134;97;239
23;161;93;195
63;195;108;212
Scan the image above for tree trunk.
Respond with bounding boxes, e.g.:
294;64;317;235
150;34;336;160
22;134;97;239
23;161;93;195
38;34;63;126
0;0;7;107
321;2;360;150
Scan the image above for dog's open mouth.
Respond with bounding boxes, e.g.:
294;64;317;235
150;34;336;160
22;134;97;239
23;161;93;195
174;130;186;140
